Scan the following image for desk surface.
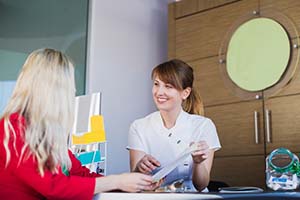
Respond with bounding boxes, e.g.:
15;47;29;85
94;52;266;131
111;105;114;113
98;192;300;200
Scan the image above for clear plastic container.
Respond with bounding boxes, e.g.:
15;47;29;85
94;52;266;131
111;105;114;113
266;147;300;190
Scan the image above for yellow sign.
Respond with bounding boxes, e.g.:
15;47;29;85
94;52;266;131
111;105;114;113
72;115;106;144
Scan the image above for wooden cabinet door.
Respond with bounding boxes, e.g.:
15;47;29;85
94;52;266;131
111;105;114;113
205;100;264;157
264;94;300;154
211;155;266;189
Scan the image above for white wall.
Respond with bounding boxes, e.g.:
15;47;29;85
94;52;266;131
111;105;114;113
87;0;170;174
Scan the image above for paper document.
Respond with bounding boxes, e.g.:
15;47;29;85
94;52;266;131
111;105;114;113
219;186;263;193
152;144;197;182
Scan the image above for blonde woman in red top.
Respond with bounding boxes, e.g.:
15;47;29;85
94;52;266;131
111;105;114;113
0;48;157;200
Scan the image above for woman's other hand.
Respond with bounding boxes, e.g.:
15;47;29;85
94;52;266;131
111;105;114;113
190;141;209;164
135;154;160;174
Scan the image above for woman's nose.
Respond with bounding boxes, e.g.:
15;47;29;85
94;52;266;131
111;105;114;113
156;86;165;95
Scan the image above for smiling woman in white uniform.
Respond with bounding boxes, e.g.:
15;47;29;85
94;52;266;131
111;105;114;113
127;59;221;192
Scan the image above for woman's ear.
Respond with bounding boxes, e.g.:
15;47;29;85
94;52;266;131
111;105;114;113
182;87;191;100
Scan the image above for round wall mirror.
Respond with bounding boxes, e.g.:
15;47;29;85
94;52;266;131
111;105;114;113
219;10;300;100
226;17;290;92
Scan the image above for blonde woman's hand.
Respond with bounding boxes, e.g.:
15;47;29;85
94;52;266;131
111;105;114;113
190;141;209;164
117;173;158;192
135;154;160;174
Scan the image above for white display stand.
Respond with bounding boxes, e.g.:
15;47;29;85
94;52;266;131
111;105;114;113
70;92;107;175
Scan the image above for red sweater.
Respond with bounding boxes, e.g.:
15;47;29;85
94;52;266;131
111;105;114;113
0;113;102;200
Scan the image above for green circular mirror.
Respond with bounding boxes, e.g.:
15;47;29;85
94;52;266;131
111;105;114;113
226;17;290;91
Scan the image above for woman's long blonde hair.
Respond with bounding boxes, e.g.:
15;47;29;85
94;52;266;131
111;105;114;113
151;59;204;115
2;48;75;176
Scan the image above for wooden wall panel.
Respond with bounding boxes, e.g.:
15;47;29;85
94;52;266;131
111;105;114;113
205;100;264;157
175;0;198;18
168;4;176;59
211;155;266;188
189;57;242;106
260;0;300;39
175;0;241;19
170;0;300;189
175;0;258;62
197;0;239;12
275;65;300;97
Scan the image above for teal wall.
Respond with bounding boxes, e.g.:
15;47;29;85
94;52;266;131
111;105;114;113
0;0;89;95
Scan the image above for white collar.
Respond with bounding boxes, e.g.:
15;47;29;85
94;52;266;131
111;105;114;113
155;109;187;132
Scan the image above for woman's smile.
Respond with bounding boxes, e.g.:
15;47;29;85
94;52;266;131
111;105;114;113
156;97;168;103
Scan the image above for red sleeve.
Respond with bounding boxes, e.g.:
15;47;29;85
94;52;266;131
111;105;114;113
13;160;96;200
68;150;103;178
4;114;98;200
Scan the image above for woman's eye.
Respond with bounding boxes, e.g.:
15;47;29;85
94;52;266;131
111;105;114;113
154;82;159;86
166;85;173;89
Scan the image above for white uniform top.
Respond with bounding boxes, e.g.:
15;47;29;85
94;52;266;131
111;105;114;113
127;109;221;191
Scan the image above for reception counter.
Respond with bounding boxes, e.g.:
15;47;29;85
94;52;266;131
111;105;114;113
96;192;300;200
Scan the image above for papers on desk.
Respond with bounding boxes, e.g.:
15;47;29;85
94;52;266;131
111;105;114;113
219;186;263;193
152;144;197;182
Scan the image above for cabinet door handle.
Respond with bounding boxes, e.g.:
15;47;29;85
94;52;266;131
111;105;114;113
254;111;259;144
265;109;271;143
